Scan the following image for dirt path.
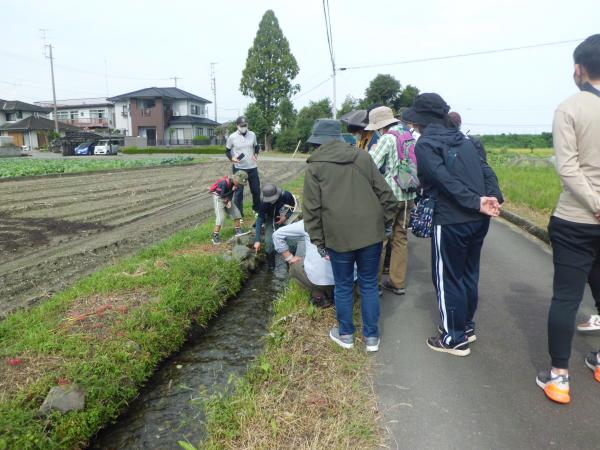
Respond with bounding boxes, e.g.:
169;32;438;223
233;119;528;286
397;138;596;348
0;160;305;318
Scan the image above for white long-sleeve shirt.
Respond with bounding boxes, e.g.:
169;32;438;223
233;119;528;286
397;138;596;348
272;220;334;286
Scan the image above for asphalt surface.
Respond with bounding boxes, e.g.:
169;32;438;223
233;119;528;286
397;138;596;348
376;218;600;450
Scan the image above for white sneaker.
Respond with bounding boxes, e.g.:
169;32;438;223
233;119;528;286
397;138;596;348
577;314;600;331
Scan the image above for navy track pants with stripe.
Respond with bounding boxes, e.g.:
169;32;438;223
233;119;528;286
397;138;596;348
431;218;490;345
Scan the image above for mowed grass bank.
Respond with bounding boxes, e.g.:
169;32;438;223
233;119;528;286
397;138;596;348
202;283;381;450
0;219;246;448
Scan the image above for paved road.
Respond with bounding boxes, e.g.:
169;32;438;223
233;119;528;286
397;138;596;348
376;218;600;450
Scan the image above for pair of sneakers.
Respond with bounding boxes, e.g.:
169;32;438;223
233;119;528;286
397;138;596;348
329;327;380;352
577;314;600;331
425;325;476;357
536;352;600;404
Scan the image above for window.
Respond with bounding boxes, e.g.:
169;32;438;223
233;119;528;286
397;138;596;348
5;113;14;121
137;99;155;109
208;127;215;137
190;104;204;116
57;111;69;120
70;111;78;120
16;111;22;119
89;109;105;119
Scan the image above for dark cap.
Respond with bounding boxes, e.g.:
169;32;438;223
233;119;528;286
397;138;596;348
402;93;450;126
307;118;345;145
261;183;282;204
236;116;248;125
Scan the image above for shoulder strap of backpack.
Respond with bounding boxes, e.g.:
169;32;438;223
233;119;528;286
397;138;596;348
582;82;600;98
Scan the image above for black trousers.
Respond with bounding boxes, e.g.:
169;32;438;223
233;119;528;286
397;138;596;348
431;218;490;345
548;216;600;368
589;254;600;314
232;166;261;215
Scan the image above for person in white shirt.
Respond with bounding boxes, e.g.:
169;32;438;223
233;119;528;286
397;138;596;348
272;220;334;308
225;116;261;216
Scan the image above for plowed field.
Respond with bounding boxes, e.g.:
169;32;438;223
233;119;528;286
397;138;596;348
0;160;304;318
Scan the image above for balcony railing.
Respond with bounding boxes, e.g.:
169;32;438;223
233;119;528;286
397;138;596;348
57;118;109;127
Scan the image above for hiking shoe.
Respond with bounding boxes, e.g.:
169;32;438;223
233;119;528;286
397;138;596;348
426;336;470;356
329;327;354;349
212;233;221;245
437;325;477;343
585;352;600;382
382;280;405;295
310;295;333;309
577;314;600;331
365;336;380;352
536;370;570;404
234;227;250;237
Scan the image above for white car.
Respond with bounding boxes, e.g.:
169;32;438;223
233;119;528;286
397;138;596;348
94;139;120;155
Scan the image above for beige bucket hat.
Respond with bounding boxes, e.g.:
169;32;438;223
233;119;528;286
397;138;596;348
364;106;399;131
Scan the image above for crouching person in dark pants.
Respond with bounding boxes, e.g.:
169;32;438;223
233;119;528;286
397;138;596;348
272;220;335;308
303;119;398;352
404;93;502;357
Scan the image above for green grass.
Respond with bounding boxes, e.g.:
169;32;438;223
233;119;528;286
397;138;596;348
0;219;246;449
0;156;204;178
487;149;561;214
121;146;225;155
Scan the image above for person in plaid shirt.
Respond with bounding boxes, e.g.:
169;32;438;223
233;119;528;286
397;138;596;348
367;106;417;295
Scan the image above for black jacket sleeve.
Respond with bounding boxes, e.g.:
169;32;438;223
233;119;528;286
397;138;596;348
416;140;481;212
470;138;504;203
225;148;233;161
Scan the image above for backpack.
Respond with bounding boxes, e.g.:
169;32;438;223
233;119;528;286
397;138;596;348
386;129;420;193
209;176;232;194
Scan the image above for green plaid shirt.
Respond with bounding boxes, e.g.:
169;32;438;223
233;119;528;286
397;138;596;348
369;124;417;202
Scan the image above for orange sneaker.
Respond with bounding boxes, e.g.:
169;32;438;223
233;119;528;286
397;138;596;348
536;370;570;404
585;352;600;383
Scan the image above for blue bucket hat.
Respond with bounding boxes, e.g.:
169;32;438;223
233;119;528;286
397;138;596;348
307;119;345;145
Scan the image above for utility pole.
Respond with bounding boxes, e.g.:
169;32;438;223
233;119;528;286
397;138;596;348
210;62;218;122
332;67;337;118
170;76;181;87
41;29;59;133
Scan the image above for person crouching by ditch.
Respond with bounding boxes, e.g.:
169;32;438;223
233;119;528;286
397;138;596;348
253;183;297;268
209;171;250;244
272;220;335;308
303;118;398;352
404;93;503;357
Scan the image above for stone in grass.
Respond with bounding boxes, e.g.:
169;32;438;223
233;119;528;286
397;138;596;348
232;234;254;247
242;255;257;272
125;340;141;352
38;384;86;415
232;245;251;261
222;253;234;262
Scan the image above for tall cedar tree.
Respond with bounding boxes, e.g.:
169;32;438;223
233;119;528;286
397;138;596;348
240;10;300;150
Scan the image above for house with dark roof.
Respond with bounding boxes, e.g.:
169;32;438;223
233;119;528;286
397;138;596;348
108;87;220;145
0;116;78;149
0;99;53;148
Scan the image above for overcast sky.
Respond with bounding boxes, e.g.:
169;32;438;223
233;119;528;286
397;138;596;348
1;0;598;134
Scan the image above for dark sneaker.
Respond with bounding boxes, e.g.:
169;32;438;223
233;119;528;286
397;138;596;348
234;227;250;237
437;325;477;343
365;336;380;352
426;336;470;356
382;280;405;295
330;327;354;349
212;233;221;245
536;370;570;404
585;352;600;383
310;295;333;309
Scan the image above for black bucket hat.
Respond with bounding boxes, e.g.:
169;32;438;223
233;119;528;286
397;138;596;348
307;119;345;145
403;93;450;126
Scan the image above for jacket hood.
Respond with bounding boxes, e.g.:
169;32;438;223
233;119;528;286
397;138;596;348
307;141;358;164
421;123;464;147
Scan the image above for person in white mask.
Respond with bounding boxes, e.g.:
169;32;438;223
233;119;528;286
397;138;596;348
225;116;261;217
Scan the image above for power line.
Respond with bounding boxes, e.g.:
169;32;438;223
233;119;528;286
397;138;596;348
339;38;584;71
292;76;332;101
322;0;337;116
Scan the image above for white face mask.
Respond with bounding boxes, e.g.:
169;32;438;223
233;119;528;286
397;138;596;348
238;126;248;134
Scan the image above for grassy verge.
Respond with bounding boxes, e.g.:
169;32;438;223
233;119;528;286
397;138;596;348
0;219;247;448
122;146;225;155
0;156;204;178
487;150;559;223
201;282;381;450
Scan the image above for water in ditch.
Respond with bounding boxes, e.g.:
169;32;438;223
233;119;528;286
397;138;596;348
90;255;292;450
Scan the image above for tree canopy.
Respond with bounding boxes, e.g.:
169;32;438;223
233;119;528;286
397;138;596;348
240;10;299;150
